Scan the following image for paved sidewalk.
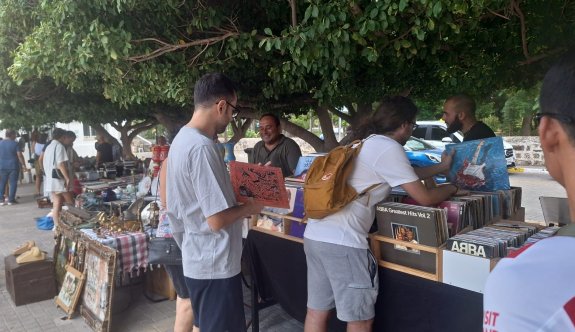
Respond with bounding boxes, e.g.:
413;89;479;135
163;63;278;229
0;183;303;332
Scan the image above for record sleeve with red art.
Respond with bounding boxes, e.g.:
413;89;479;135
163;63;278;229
229;161;290;209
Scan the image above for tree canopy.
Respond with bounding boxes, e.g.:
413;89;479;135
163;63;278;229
1;0;574;149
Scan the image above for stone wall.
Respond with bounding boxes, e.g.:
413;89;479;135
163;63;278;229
233;136;545;166
503;136;545;166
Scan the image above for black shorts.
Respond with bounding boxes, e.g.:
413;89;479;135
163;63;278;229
163;265;189;299
185;273;246;332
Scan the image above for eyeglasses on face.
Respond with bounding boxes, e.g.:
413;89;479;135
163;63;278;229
215;100;239;118
410;121;418;130
532;112;574;130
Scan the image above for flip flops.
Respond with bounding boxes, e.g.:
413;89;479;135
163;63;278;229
12;240;35;256
15;247;46;264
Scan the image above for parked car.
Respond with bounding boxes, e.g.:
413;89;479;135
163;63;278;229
413;120;516;168
404;136;447;183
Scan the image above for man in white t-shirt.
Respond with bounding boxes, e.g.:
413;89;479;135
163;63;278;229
166;73;263;332
483;49;575;331
42;128;72;226
303;96;461;332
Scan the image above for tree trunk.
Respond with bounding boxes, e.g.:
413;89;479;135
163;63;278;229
317;106;338;151
520;115;533;136
153;107;189;140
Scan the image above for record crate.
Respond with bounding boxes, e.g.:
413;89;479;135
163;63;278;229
368;233;444;282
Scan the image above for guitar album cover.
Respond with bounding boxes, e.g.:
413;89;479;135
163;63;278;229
445;137;510;192
229;161;290;208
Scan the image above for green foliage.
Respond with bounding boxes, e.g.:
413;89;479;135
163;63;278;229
244;129;258;138
1;0;574;140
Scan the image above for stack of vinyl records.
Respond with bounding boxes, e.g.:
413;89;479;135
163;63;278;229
445;221;539;259
386;186;523;231
524;225;560;245
375;202;449;274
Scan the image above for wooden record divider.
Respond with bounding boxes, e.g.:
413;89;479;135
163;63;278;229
369;233;444;282
250;210;307;244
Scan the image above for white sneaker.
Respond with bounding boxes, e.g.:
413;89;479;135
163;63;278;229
0;202;4;206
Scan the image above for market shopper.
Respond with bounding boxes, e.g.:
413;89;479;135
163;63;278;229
252;113;302;177
95;134;114;167
166;72;263;332
43;128;73;226
158;156;196;332
442;94;496;141
0;129;27;205
483;49;575;331
303;96;462;332
33;133;48;197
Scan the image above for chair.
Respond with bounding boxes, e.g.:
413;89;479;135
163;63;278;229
539;196;571;225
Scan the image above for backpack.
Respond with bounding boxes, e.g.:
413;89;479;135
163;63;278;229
303;138;378;219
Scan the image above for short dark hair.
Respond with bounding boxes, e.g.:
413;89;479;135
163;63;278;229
259;113;281;126
64;130;76;139
52;128;66;140
5;129;17;139
446;94;476;116
193;73;237;108
540;48;575;144
353;96;419;140
38;133;49;144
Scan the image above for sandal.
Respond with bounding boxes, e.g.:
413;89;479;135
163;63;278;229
16;247;46;264
12;240;36;256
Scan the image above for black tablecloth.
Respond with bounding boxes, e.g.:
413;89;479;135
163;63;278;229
245;229;483;332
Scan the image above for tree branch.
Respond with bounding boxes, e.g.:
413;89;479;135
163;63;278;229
288;0;297;27
129;28;239;63
511;0;530;61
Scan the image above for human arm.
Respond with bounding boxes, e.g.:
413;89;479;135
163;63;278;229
401;180;459;206
206;199;264;232
17;151;27;171
159;157;168;208
285;139;302;176
412;149;453;180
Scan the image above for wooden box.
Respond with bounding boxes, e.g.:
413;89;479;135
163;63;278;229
36;197;53;209
145;265;177;300
369;233;444;282
4;255;57;306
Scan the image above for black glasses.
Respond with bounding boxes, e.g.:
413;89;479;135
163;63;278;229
532;112;574;129
225;101;239;118
215;100;239;118
410;121;418;130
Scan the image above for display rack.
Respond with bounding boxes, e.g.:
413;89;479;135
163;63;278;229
369;233;444;281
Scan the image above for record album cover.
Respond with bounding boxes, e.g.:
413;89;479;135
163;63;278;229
445;137;510;191
229;161;289;208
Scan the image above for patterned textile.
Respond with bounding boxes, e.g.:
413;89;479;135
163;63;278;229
81;229;148;274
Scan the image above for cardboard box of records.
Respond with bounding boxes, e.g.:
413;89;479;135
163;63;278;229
442;220;549;293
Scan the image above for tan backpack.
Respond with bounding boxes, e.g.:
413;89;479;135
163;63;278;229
303;138;378;220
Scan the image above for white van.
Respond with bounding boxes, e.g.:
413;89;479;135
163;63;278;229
413;121;516;168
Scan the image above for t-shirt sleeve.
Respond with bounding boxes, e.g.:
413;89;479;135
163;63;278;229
286;139;302;174
55;144;69;164
374;143;418;187
190;145;234;219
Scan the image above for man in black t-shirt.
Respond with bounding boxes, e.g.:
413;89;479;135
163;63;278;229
441;94;495;142
95;135;114;167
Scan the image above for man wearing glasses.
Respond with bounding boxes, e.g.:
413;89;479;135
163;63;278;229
166;72;263;332
483;49;575;331
252;113;302;177
442;93;496;141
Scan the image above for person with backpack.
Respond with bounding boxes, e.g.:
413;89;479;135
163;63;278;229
303;96;462;332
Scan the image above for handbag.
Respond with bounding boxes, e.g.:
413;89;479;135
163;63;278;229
148;237;182;265
52;168;65;179
51;144;65;179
